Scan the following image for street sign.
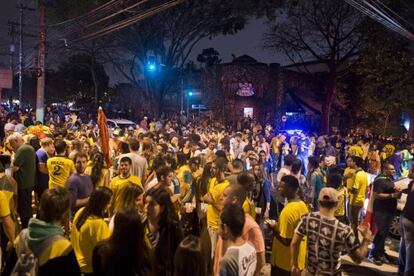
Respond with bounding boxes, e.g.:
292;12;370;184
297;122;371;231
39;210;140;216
191;104;207;110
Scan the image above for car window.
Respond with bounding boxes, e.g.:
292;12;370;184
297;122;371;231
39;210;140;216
107;121;116;128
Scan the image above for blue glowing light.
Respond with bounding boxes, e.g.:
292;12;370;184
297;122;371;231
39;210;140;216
188;91;193;96
404;119;410;131
282;129;303;135
147;64;156;71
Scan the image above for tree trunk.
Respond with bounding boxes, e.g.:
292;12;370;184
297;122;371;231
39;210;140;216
320;71;337;134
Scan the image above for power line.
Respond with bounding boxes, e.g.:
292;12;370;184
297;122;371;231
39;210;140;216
74;0;184;42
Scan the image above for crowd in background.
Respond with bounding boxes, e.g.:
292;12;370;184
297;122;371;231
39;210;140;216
0;106;413;276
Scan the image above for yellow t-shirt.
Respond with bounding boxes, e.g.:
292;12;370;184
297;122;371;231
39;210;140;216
71;207;111;273
47;156;75;189
335;187;347;217
384;144;395;158
0;191;10;218
348;145;363;158
84;165;109;187
343;167;356;191
270;200;308;271
110;175;143;212
242;199;256;220
206;178;230;229
351;170;368;207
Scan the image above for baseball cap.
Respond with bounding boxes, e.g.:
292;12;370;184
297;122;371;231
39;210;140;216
318;187;339;202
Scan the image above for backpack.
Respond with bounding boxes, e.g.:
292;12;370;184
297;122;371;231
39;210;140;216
11;229;65;276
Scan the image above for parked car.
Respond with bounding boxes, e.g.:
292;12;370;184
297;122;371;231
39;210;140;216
107;119;136;129
389;177;411;239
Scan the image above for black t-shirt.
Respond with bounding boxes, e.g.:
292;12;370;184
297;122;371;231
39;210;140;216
403;181;414;222
373;176;397;213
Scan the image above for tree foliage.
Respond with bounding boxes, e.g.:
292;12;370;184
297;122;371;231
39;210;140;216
47;0;279;115
264;0;362;133
46;54;109;105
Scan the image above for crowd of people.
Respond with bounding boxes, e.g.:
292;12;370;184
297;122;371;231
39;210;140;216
0;106;413;276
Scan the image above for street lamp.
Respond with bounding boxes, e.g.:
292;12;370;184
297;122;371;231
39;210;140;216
186;90;193;118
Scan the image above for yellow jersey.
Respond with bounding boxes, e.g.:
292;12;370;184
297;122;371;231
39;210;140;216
343;167;356;191
71;207;111;273
47;156;75;189
110;175;143;212
206;178;230;229
351;170;368;207
0;191;10;217
242;199;256;220
348;145;363;158
271;200;308;271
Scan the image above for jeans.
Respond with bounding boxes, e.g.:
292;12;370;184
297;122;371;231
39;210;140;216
298;154;309;175
270;152;280;173
371;210;395;258
18;187;33;229
399;216;414;275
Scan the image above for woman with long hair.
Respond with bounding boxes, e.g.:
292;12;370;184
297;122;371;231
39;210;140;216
71;187;113;274
93;208;152;276
252;164;271;221
145;188;183;276
85;152;109;188
174;235;206;276
109;183;145;230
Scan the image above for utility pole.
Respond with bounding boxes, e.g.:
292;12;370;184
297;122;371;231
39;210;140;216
16;3;35;106
36;0;46;123
7;21;18;101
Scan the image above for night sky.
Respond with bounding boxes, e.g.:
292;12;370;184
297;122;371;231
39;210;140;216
0;1;287;84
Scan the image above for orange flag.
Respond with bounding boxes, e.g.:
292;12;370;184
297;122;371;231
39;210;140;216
97;107;111;167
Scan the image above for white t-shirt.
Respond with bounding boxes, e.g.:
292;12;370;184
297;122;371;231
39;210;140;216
219;242;257;276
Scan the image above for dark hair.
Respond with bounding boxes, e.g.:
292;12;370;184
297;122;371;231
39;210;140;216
174;235;206;276
29;136;41;151
119;156;132;165
308;156;320;169
177;152;187;167
284;154;295;166
237;171;255;192
39;187;71;223
98;208;151;275
220;204;245;238
54;139;67;155
281;175;299;191
318;200;338;209
74;152;88;163
151;154;166;172
215;157;228;172
165;155;177;170
90;152;105;188
327;173;343;190
146;188;179;226
291;159;302;174
199;162;212;197
352;156;364;168
231;159;244;171
76;187;112;230
156;165;174;182
189;157;201;166
225;184;247;206
128;138;140;152
215;150;228;161
119;141;130;154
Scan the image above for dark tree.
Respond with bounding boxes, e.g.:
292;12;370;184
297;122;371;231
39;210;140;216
264;0;362;133
46;54;109;105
